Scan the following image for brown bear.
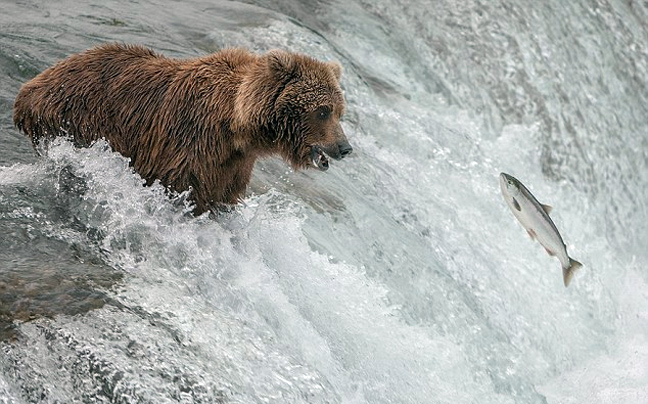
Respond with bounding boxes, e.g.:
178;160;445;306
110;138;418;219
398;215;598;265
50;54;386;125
13;43;352;215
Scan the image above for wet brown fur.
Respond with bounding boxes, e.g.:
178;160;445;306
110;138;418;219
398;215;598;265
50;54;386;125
13;43;349;214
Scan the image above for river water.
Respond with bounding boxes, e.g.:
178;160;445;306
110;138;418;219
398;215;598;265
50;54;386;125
1;0;647;403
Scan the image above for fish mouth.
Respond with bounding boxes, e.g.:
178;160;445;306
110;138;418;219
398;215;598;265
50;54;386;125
499;172;520;195
311;146;330;171
500;172;515;183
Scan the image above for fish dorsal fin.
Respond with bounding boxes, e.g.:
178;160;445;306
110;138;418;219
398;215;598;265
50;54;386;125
541;204;553;215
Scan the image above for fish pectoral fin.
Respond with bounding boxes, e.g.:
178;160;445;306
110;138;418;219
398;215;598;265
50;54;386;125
563;258;583;287
526;229;536;239
541;204;553;215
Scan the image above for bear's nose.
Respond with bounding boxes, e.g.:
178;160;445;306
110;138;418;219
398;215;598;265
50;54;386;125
339;143;353;158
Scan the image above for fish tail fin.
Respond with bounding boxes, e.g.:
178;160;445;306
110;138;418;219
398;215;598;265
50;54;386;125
563;258;583;287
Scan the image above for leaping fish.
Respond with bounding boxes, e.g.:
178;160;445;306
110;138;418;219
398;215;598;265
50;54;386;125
499;173;582;287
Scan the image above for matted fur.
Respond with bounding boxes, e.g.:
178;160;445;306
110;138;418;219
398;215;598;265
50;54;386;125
14;43;351;214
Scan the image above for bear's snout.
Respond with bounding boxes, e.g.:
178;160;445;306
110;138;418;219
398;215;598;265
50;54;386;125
311;138;352;171
324;123;352;161
338;142;353;159
321;139;352;161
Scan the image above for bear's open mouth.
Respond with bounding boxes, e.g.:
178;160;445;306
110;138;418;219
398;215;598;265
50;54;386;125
311;146;329;171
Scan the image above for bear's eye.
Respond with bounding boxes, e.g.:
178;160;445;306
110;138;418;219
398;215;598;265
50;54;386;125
316;107;331;121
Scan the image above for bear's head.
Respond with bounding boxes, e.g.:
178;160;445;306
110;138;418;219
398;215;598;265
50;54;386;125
235;50;352;171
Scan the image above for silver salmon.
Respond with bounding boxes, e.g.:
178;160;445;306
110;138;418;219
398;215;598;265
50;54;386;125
499;173;582;287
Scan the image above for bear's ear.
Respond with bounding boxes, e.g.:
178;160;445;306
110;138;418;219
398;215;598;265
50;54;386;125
327;61;342;81
267;49;298;80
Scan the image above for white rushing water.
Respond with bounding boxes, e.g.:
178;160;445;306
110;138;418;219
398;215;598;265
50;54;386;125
1;0;647;403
